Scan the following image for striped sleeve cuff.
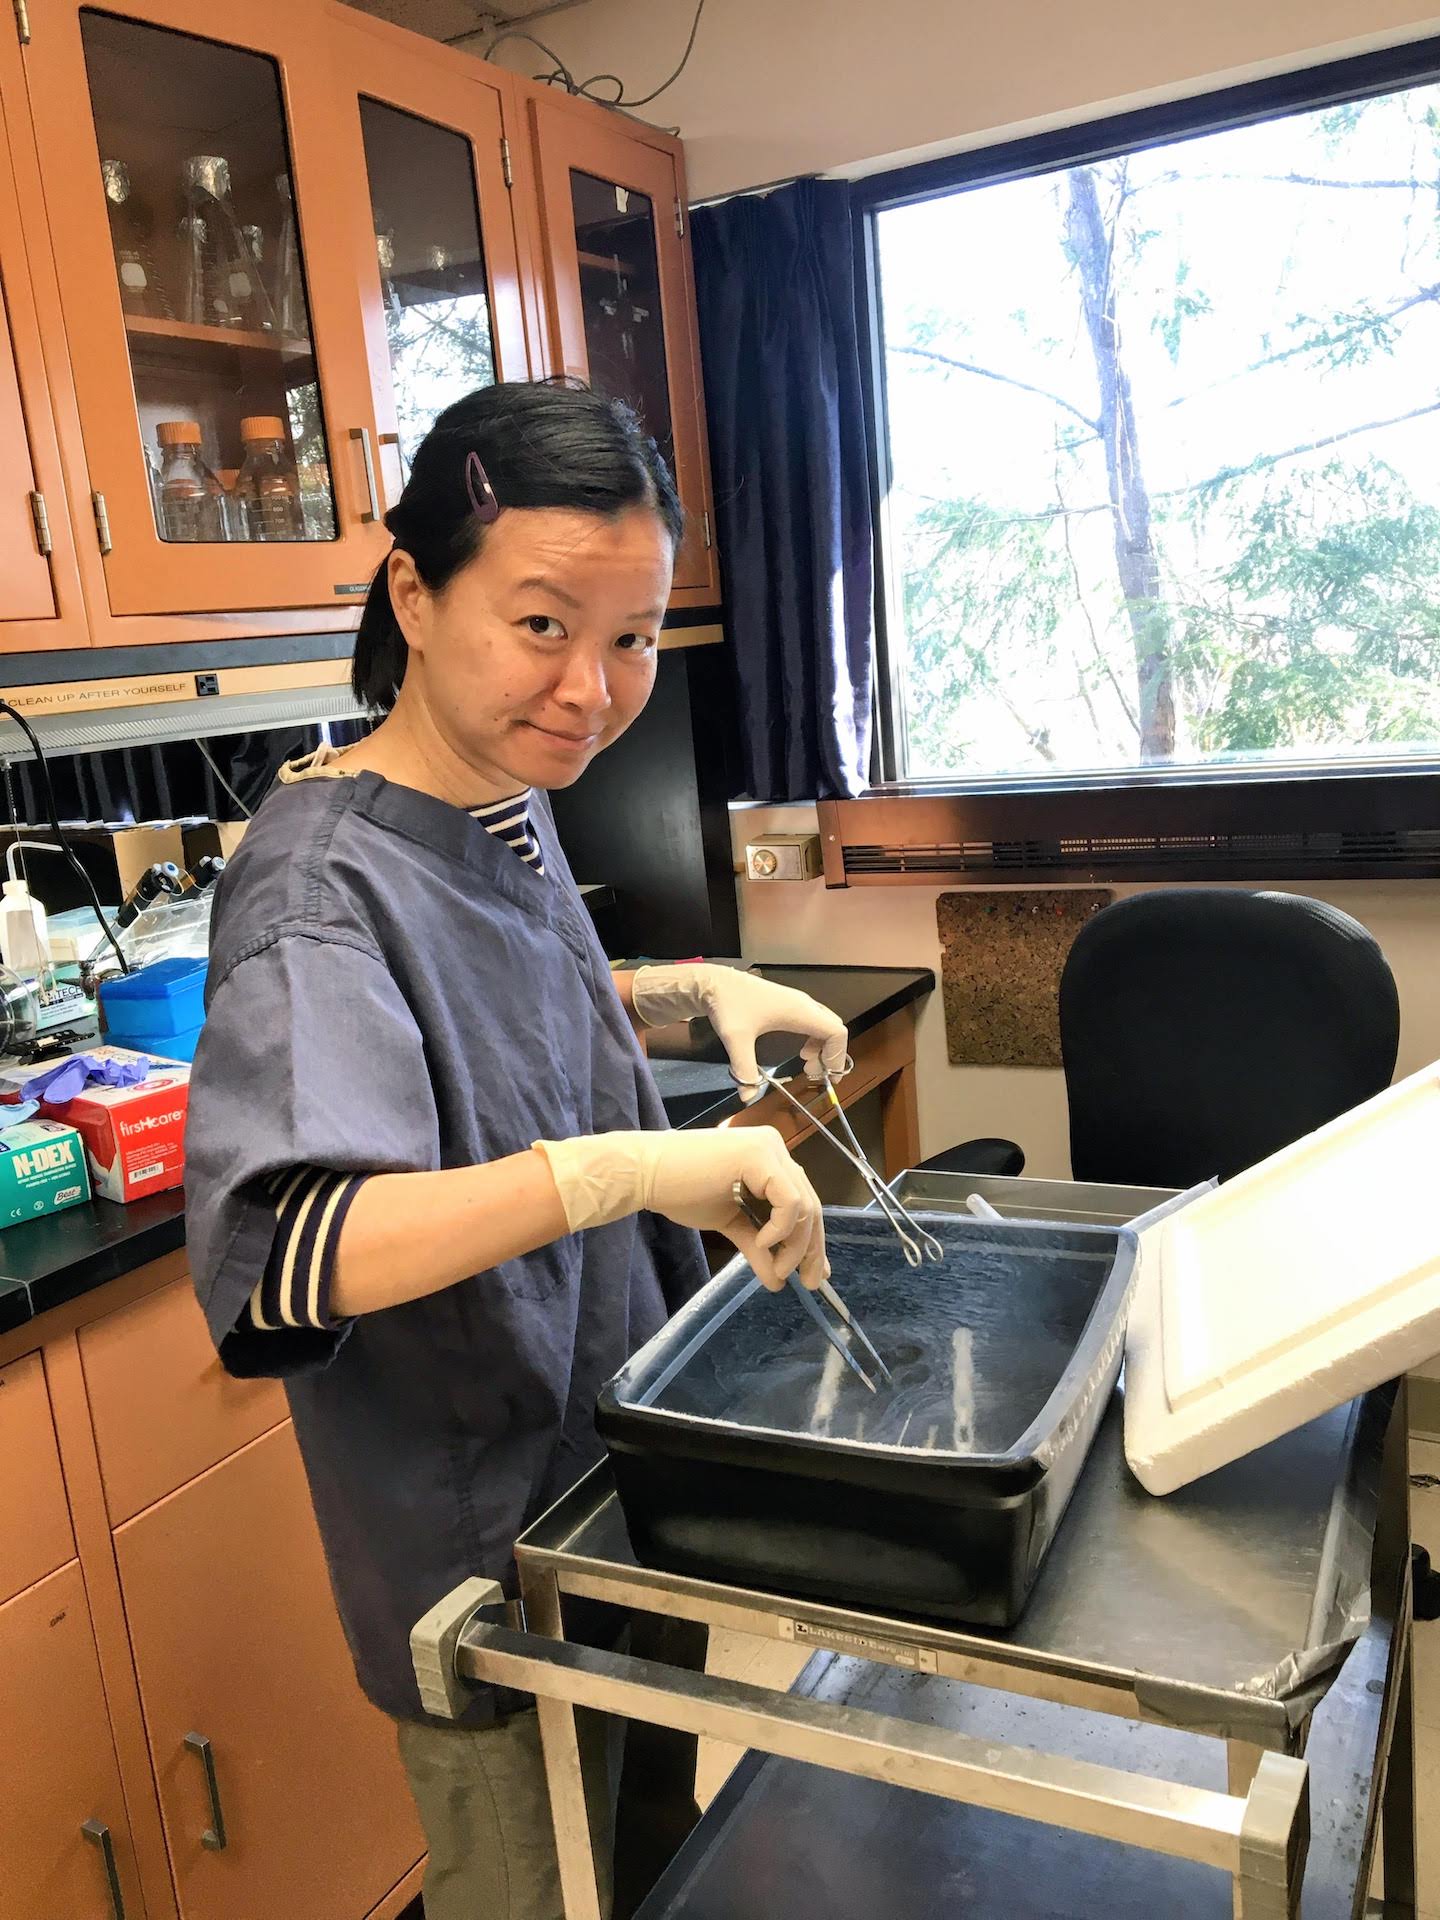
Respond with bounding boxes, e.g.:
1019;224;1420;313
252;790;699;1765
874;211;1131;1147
246;1168;367;1333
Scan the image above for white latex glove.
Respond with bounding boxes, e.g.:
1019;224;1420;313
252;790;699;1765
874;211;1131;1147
631;964;848;1102
533;1125;828;1291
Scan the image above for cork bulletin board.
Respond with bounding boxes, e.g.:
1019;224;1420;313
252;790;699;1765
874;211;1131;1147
937;890;1114;1068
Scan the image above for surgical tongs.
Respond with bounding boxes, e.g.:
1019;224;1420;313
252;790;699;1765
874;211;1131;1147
754;1066;946;1269
733;1184;893;1394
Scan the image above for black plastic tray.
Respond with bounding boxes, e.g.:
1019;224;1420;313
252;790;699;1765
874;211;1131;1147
597;1209;1138;1627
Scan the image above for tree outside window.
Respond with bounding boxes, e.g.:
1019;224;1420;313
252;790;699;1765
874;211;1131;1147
874;83;1440;782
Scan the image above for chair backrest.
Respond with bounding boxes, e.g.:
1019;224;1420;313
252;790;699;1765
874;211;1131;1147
1058;889;1400;1188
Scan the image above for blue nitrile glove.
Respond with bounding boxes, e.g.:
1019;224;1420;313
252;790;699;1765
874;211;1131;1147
25;1052;151;1104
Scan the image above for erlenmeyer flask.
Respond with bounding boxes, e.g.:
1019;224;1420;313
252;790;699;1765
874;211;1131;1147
272;172;307;339
101;159;171;318
375;219;403;322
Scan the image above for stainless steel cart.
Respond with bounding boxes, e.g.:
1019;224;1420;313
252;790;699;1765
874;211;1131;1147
412;1374;1416;1919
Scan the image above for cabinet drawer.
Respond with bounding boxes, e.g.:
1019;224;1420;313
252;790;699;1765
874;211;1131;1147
79;1279;287;1524
0;1560;145;1920
115;1423;423;1920
0;1352;74;1605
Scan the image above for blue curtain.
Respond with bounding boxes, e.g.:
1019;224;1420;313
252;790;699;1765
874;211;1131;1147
692;179;874;799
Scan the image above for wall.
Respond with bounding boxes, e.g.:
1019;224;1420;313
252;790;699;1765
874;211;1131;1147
732;805;1440;1183
493;0;1440;199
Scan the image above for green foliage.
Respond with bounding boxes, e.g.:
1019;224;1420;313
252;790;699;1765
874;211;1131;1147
1153;259;1213;364
883;83;1440;776
1192;460;1440;752
899;498;1072;773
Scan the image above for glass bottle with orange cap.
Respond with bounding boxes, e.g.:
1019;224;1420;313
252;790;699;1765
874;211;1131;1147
233;415;305;541
155;420;227;542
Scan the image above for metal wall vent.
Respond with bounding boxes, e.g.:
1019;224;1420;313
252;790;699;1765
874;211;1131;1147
843;828;1440;881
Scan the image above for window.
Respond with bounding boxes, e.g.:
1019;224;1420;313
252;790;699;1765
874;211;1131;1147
865;49;1440;791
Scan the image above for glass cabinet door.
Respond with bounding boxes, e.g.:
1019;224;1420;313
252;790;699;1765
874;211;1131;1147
360;102;498;470
568;170;676;484
28;0;388;615
529;96;718;599
333;14;531;504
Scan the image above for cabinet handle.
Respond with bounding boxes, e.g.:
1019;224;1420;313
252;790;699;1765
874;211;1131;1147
350;426;382;524
81;1819;127;1919
377;430;409;483
183;1732;229;1851
377;430;409;514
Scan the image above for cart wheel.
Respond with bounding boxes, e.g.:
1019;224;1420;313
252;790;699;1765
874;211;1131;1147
1413;1543;1440;1623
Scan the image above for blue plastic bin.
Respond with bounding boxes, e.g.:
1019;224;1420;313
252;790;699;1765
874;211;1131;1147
112;1020;203;1063
100;958;208;1042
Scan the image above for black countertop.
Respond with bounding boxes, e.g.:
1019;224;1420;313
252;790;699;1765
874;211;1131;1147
0;964;933;1336
0;1187;186;1335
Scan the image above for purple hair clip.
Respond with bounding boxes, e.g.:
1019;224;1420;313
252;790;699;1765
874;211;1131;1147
465;450;501;524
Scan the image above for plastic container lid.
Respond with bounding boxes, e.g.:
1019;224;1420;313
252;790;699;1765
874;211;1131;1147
157;420;203;446
240;415;286;442
1124;1059;1440;1495
100;958;208;1038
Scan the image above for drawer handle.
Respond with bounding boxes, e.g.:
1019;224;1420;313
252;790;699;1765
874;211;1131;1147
350;426;382;524
81;1818;127;1919
184;1732;229;1851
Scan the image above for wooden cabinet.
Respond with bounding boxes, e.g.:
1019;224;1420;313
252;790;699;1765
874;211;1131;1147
0;1560;146;1920
0;19;86;650
0;1352;75;1602
24;0;392;617
114;1422;423;1920
78;1278;287;1526
328;4;533;512
523;85;719;602
0;1266;424;1920
1;2;718;647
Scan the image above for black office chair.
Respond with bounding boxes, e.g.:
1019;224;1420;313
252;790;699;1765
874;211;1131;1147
923;887;1436;1612
1059;888;1400;1186
1059;888;1440;1615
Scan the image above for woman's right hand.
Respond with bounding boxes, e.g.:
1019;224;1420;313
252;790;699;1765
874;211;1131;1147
532;1126;827;1292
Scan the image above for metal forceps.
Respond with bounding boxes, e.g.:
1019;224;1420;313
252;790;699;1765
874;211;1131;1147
732;1184;893;1394
751;1064;945;1269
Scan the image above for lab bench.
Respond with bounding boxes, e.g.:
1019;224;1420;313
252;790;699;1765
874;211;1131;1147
0;963;934;1334
0;1183;184;1333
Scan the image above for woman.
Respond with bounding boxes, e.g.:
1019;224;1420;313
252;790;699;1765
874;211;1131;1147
186;381;850;1920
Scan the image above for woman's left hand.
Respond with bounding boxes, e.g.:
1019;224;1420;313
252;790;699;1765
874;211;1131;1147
631;963;848;1102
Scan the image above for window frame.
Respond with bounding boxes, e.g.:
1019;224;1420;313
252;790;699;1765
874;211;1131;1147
852;32;1440;848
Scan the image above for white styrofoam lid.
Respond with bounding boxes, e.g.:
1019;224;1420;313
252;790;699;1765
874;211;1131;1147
1124;1060;1440;1495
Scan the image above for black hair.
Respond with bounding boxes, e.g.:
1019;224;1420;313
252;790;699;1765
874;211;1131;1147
352;380;684;714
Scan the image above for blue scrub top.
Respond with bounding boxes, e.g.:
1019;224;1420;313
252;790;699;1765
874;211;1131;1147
185;771;707;1724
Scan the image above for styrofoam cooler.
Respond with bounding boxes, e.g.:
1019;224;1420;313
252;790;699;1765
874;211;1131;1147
1125;1060;1440;1494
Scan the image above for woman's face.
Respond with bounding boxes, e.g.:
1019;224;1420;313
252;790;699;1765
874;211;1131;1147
391;504;673;791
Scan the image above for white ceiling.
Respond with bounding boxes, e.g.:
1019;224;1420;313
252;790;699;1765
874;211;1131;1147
343;0;596;48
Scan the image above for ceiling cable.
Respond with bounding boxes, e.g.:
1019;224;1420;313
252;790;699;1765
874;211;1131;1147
483;0;705;116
